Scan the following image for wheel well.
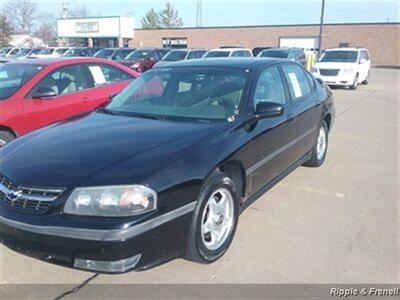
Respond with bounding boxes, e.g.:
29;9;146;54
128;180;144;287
324;114;332;131
0;126;17;137
219;161;246;197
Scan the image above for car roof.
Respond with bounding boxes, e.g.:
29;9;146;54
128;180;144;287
325;47;365;51
4;57;122;66
158;57;287;70
208;48;251;52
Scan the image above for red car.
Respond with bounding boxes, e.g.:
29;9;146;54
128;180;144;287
0;57;138;146
118;48;170;73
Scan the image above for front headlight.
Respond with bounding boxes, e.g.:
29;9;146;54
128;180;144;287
63;185;157;217
311;67;319;73
341;68;354;74
131;63;141;69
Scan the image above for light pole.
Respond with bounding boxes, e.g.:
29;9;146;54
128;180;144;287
317;0;326;58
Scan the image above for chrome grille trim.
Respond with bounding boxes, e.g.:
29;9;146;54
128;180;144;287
0;173;65;213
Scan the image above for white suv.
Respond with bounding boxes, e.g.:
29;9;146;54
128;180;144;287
312;48;371;90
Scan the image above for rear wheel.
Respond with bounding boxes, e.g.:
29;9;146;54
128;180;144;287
304;121;328;167
0;130;15;147
185;171;239;263
362;72;369;85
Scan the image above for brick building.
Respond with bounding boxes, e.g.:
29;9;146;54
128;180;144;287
130;22;399;66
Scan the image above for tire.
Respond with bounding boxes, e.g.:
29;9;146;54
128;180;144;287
304;121;329;167
350;74;359;90
185;171;239;264
362;72;369;85
0;130;15;147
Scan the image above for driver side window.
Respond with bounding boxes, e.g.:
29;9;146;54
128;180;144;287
30;65;86;98
253;66;286;110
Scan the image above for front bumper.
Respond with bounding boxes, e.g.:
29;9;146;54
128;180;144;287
313;73;355;86
0;202;195;273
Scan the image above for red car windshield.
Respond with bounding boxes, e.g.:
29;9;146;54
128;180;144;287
126;50;152;60
0;63;44;100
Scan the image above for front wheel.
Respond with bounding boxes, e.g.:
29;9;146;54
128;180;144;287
350;74;359;90
185;171;239;264
304;121;329;167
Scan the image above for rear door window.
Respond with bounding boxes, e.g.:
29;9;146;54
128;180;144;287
87;64;133;86
281;64;312;100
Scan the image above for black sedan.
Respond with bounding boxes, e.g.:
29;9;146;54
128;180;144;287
0;58;334;273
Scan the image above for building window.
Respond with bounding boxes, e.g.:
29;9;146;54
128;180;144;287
162;37;187;49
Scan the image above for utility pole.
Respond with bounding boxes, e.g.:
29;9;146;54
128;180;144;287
62;1;68;19
317;0;326;58
196;0;202;27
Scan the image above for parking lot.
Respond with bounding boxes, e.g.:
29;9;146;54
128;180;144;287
0;68;398;294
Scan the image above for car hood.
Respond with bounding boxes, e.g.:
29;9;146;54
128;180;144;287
0;112;223;188
315;62;358;69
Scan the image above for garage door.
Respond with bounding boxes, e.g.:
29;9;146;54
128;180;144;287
279;36;320;53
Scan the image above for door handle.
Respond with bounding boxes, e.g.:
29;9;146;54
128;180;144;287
82;97;92;103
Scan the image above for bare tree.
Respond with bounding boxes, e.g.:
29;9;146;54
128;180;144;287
68;5;91;18
4;0;38;35
34;12;57;46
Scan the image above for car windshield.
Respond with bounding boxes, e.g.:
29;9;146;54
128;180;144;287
162;51;187;61
126;49;152;59
63;49;85;56
19;48;32;55
0;63;44;100
39;48;55;54
105;67;249;121
204;51;230;58
0;48;11;55
259;49;289;58
94;49;114;58
319;51;358;63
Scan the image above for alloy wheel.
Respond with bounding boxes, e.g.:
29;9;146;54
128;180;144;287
201;188;235;251
316;126;327;160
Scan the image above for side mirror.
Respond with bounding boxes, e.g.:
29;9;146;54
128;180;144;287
109;92;118;101
255;102;284;119
31;86;57;99
359;58;367;64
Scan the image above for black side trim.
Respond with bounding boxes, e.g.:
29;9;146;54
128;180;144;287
240;152;311;213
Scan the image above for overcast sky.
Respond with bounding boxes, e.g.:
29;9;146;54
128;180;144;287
11;0;400;28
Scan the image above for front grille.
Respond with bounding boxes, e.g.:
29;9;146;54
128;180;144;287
0;173;64;214
320;69;340;76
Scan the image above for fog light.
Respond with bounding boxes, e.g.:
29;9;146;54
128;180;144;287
74;254;141;273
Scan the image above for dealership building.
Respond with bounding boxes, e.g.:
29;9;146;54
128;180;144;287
57;16;135;47
57;19;399;66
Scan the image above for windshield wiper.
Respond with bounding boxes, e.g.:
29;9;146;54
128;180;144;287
131;113;165;121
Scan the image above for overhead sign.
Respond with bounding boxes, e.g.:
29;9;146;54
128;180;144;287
75;22;99;33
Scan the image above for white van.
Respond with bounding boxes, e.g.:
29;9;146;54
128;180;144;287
312;48;371;90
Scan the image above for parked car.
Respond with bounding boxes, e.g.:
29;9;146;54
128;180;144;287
0;57;139;145
153;49;207;67
117;48;170;72
93;48;135;61
203;48;253;58
257;48;306;65
33;47;71;58
0;47;13;57
252;47;273;57
312;47;371;90
5;47;44;59
0;58;334;273
63;47;102;57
